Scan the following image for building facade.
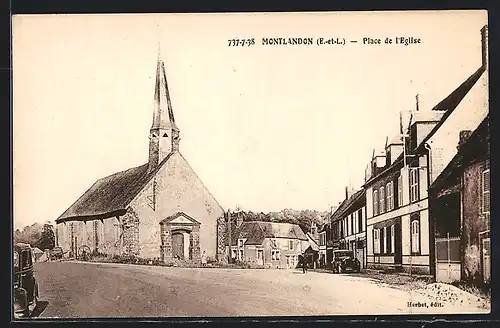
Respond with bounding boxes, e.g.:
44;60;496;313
226;221;309;269
330;188;367;269
318;223;327;268
429;116;490;287
365;25;488;275
56;55;224;263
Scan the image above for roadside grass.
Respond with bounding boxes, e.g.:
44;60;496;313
350;269;490;310
83;252;267;269
450;280;491;307
349;269;430;292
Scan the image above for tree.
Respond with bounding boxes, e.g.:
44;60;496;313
14;223;43;246
37;223;55;250
239;208;330;233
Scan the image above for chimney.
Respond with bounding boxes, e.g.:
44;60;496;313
481;25;488;68
345;186;349;200
457;130;472;151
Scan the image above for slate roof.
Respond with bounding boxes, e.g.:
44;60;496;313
363;65;487;187
330;189;365;222
56;153;174;223
430;115;490;193
228;221;308;246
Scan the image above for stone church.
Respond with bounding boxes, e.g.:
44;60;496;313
55;55;225;263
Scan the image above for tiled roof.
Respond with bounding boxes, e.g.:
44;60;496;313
56;153;174;223
229;221;308;246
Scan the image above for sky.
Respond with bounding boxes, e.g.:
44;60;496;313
12;11;487;229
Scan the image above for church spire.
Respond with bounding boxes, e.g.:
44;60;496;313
151;50;178;132
148;49;180;172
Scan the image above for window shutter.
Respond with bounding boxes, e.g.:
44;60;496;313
390;225;395;254
483;168;490;214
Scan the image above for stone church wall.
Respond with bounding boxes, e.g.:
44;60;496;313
129;152;224;261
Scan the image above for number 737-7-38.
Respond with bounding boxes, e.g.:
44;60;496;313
228;38;256;47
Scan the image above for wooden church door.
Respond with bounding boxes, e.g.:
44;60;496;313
172;233;184;259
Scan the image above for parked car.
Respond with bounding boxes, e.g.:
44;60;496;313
332;249;361;274
13;243;39;318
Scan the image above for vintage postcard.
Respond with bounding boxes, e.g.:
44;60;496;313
12;10;490;319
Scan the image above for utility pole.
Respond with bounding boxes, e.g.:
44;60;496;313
227;209;232;264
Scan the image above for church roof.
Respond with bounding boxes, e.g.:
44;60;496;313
56;153;173;223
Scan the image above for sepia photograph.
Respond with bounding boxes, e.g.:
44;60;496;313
12;10;490;319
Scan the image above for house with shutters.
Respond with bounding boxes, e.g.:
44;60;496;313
317;223;328;268
227;221;309;269
429;115;490;287
330;187;367;269
364;25;488;275
55;53;224;264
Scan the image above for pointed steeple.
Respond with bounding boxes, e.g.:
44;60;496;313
148;49;180;172
151;51;178;132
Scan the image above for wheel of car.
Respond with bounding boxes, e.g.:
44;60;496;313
21;307;30;318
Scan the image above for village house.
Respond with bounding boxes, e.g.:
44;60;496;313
303;222;320;268
365;25;488;275
429;115;490;287
330;187;367;269
226;220;309;269
318;223;328;268
55;54;224;264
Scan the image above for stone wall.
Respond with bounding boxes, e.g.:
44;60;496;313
122;208;140;256
129;152;224;260
216;217;228;262
189;226;201;263
463;161;490;285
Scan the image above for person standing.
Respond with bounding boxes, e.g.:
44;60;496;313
201;251;207;267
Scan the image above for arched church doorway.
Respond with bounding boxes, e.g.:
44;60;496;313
159;212;201;263
171;232;184;259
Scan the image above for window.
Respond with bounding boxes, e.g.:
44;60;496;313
272;250;281;261
373;229;381;254
390;225;395;254
409;168;419;202
289;240;294;250
386;182;394;211
373;190;379;216
14;251;19;269
379;187;386;213
238;239;244;248
482;166;490;214
397;175;403;207
411;218;420;253
382;227;387;254
232;249;237;259
351;214;355;235
21;250;32;269
114;223;121;242
358;209;363;233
